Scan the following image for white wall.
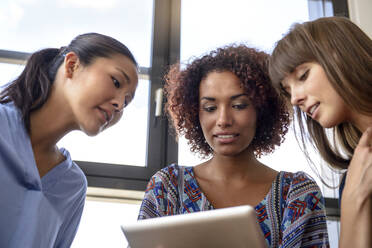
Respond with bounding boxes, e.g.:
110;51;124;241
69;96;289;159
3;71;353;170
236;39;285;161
348;0;372;38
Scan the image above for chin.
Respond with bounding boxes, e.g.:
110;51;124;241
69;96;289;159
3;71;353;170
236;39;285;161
318;119;339;129
80;124;102;137
216;148;246;157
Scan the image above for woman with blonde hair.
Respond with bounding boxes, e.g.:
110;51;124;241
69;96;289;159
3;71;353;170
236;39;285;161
269;16;372;247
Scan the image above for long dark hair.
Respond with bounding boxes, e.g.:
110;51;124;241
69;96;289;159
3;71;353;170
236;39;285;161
0;33;138;132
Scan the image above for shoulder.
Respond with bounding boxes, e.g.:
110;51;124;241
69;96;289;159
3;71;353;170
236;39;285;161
279;172;329;246
0;103;25;143
0;102;19;116
280;171;322;199
58;148;87;197
70;161;88;196
139;164;190;219
277;171;326;213
278;171;326;219
153;163;182;180
145;164;191;192
0;103;30;159
0;102;22;127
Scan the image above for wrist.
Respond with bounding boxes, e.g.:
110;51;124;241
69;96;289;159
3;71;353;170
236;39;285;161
339;197;372;247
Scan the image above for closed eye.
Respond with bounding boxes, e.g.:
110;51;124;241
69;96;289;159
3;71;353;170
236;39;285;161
299;69;309;81
203;106;216;112
232;103;248;110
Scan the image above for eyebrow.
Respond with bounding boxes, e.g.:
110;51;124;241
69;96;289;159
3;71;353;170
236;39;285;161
200;93;248;101
116;67;130;84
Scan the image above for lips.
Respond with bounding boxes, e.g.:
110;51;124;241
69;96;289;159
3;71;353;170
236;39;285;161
306;103;320;117
97;107;113;125
213;133;239;143
215;134;237;138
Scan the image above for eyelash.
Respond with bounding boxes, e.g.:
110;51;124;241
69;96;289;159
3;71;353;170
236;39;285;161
280;85;291;97
203;106;216;112
112;76;121;88
202;103;248;112
299;69;309;81
124;97;129;108
233;103;248;110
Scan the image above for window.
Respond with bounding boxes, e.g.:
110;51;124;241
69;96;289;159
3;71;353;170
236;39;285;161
1;0;345;247
0;0;153;67
0;62;24;87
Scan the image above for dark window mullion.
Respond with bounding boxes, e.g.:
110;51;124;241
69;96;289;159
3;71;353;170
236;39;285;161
147;0;180;172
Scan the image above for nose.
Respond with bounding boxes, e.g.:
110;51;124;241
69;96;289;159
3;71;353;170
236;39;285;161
112;94;126;113
290;86;305;106
112;103;123;113
216;107;232;128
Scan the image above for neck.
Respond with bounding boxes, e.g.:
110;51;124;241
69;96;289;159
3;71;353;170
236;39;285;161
29;84;75;154
203;150;269;182
350;112;372;133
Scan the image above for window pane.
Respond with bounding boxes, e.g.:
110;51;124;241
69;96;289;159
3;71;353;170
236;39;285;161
181;0;309;58
0;62;24;87
72;199;141;248
0;0;153;67
327;220;340;247
178;136;208;166
58;79;149;166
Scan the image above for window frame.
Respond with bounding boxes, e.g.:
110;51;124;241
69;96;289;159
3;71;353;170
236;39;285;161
0;0;346;219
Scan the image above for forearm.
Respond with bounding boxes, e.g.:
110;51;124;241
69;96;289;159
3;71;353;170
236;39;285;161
339;196;372;247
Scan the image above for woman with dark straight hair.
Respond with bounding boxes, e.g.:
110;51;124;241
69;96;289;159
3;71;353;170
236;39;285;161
0;33;139;248
269;16;372;247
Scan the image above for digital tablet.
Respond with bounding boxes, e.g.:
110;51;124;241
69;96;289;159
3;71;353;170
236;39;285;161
121;205;267;248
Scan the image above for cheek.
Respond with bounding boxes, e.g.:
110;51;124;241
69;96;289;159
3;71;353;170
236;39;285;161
114;111;123;123
198;113;212;132
108;112;123;129
242;109;257;126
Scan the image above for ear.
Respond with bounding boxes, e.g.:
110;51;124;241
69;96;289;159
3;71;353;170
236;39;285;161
63;52;80;78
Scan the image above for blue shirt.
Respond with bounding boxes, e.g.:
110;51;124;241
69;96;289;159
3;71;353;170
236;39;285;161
339;172;346;206
0;103;87;248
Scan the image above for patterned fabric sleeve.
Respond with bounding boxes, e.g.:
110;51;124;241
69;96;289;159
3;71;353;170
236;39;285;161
138;164;180;220
280;172;329;248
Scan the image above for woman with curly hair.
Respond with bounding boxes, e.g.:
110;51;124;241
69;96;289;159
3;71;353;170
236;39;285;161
138;45;329;247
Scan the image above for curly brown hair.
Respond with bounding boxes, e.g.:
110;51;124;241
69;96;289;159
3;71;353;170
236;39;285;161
164;45;290;158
